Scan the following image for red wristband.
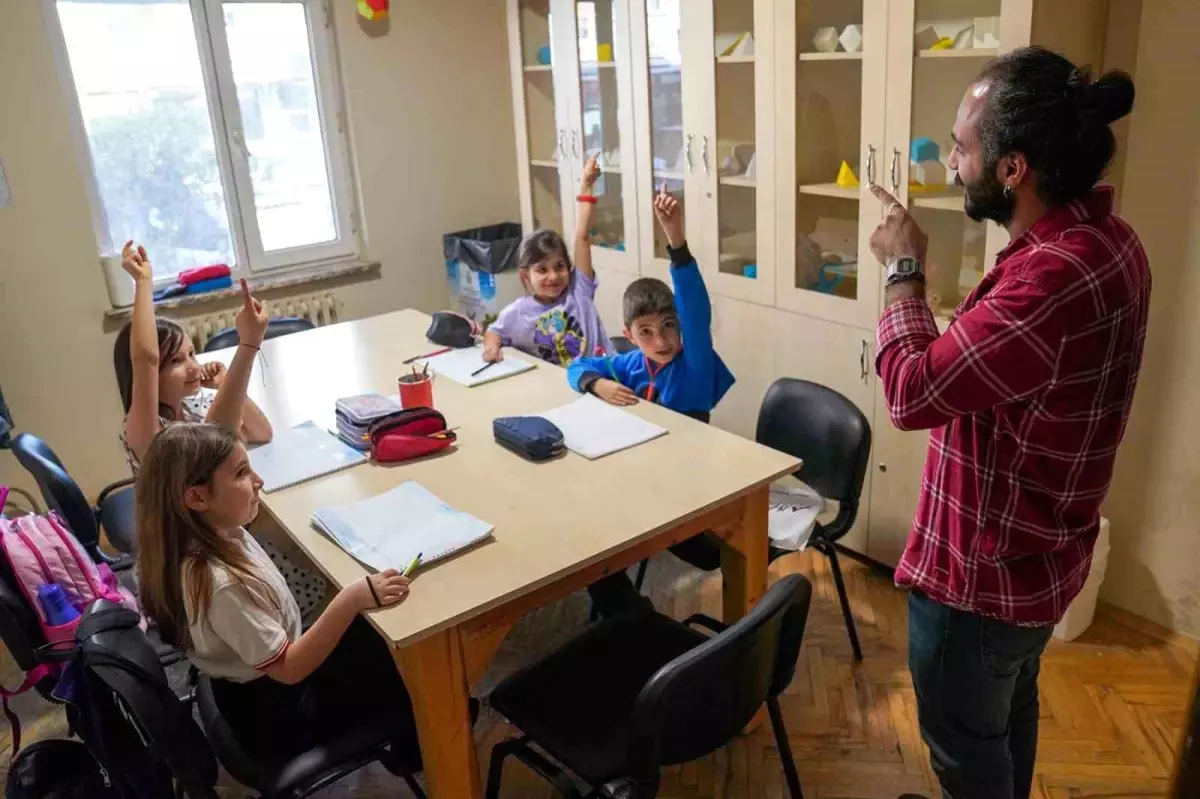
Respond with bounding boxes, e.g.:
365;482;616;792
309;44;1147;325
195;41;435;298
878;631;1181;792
576;194;598;204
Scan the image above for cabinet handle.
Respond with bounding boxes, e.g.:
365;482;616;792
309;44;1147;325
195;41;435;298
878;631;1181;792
860;339;869;383
685;134;694;172
878;463;888;473
702;135;711;176
557;129;566;160
866;145;876;186
571;129;580;161
890;147;901;195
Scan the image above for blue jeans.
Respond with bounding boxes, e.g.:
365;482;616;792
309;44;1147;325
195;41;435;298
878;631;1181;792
908;590;1053;799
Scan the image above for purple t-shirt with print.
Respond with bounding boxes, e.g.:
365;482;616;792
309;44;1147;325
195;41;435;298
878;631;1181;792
488;270;613;365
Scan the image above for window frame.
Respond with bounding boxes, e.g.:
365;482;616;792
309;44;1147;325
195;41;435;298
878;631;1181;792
44;0;361;285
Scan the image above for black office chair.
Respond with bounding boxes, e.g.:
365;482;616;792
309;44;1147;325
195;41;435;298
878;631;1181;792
203;316;315;353
610;336;636;354
77;599;427;799
642;379;870;661
9;432;136;565
486;574;812;799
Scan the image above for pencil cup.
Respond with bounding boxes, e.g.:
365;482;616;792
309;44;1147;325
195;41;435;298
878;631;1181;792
398;374;434;409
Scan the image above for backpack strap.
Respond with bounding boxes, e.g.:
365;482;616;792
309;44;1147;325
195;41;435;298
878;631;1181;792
0;662;55;754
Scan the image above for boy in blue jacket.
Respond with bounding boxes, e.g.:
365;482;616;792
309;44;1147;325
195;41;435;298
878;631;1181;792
567;186;734;421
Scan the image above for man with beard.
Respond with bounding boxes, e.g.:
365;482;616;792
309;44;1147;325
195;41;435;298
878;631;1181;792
868;47;1150;799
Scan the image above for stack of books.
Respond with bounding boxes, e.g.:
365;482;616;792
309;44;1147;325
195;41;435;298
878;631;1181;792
334;393;403;451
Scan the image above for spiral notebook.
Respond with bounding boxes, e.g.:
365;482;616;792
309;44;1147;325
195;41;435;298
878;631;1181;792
249;421;368;493
310;482;494;571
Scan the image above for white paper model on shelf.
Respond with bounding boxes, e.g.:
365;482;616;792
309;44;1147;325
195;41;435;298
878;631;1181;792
940;153;958;185
743;153;758;180
914;25;941;51
974;16;1000;48
673;146;687;174
811;26;840;53
952;24;975;49
911;159;946;187
838;24;863;53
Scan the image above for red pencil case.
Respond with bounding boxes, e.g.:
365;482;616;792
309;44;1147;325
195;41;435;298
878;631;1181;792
178;263;232;286
369;408;456;463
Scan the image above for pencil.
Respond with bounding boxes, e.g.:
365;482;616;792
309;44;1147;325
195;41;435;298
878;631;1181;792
471;361;496;378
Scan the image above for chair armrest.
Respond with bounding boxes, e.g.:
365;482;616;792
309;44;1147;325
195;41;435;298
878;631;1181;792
96;477;136;507
682;614;728;635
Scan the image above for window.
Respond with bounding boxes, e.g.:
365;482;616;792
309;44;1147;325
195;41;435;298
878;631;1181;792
51;0;356;282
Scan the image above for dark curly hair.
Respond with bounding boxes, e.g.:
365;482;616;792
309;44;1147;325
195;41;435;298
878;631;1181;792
975;46;1135;207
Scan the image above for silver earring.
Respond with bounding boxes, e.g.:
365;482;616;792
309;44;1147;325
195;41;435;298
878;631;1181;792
1003;184;1014;199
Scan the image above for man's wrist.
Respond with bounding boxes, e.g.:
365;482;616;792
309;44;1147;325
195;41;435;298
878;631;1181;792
884;280;926;307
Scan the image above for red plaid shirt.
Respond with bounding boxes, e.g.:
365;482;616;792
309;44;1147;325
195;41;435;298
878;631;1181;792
876;187;1150;625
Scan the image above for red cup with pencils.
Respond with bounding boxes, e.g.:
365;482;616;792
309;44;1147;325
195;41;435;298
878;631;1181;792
398;365;434;409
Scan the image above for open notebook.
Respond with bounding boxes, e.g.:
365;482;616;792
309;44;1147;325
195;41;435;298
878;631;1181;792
311;482;494;572
418;346;535;388
538;395;669;460
248;421;367;493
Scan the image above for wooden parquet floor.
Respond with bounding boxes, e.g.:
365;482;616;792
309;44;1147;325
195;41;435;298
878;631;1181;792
2;551;1194;798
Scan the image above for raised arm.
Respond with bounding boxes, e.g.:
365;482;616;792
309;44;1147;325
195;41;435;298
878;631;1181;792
121;242;164;462
652;187;712;354
205;280;269;433
573;154;602;281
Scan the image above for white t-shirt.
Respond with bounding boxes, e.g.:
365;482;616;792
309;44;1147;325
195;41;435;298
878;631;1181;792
185;529;303;683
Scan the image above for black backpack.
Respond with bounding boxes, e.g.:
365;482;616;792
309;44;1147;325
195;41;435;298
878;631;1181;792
4;739;119;799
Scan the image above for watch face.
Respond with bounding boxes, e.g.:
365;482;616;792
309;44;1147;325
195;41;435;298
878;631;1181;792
893;257;919;277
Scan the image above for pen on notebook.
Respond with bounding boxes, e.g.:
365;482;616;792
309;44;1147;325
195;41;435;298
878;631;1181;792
471;361;496;378
403;552;423;577
403;347;451;365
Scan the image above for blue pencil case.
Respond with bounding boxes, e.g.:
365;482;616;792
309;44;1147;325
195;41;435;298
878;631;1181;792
493;416;565;462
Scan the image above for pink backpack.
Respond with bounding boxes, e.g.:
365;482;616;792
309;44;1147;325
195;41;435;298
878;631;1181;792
0;489;141;749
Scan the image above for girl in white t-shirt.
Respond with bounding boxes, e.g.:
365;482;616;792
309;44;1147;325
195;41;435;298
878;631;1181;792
135;422;419;765
113;241;326;619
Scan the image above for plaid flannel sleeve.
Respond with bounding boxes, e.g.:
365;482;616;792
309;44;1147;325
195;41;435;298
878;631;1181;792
875;278;1068;431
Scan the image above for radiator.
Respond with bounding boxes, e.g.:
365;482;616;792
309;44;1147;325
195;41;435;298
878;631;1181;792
178;291;341;351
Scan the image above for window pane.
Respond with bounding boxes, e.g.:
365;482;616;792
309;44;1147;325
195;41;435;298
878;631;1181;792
57;0;235;276
223;3;338;252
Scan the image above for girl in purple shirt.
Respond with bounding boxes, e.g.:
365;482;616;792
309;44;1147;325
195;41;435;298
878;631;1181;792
482;156;614;366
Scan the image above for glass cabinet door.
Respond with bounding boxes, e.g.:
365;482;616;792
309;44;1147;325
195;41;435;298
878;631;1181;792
512;0;570;234
562;0;639;271
777;0;887;329
896;0;1002;317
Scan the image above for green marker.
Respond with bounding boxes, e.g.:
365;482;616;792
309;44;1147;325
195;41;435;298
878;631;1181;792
403;552;423;578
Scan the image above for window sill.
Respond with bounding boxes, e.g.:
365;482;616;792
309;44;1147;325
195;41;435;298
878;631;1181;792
103;260;381;322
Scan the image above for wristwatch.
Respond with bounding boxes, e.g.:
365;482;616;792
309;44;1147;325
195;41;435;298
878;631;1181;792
885;256;925;288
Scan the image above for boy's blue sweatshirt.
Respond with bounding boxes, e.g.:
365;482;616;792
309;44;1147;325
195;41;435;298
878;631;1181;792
567;243;735;416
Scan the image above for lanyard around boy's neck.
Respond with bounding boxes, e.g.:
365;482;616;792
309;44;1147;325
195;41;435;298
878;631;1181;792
642;354;666;403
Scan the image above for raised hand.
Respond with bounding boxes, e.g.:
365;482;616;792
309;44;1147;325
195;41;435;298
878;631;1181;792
200;361;227;389
593;378;638;407
234;279;269;349
652;185;685;249
868;184;929;266
121;240;153;283
580;153;601;194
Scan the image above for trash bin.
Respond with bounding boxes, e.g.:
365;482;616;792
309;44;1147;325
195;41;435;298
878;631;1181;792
443;223;525;329
1052;516;1111;642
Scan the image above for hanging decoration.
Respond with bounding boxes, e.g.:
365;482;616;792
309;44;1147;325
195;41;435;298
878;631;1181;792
357;0;388;21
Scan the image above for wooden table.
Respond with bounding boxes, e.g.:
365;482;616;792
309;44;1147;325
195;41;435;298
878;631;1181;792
205;310;799;798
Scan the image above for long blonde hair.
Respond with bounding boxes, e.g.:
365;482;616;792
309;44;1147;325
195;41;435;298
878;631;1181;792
135;423;279;650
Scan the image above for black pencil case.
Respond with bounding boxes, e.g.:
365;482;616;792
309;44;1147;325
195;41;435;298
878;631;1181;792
493;416;565;462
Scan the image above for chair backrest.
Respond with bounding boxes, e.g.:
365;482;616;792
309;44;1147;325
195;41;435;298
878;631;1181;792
628;574;813;778
9;433;102;555
755;377;872;507
76;600;219;799
203;316;315;353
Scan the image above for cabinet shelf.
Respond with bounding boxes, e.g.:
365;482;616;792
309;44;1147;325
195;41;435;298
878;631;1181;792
717;55;755;64
720;175;756;188
523;64;553;73
916;48;1000;59
580;61;618;69
654;170;685;182
910;188;966;211
529;158;560;169
797;182;859;200
798;51;863;62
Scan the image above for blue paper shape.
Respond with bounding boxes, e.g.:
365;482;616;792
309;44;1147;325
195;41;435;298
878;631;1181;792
910;136;939;164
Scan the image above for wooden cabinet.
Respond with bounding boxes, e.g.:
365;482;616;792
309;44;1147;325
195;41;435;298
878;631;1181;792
506;0;1116;565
